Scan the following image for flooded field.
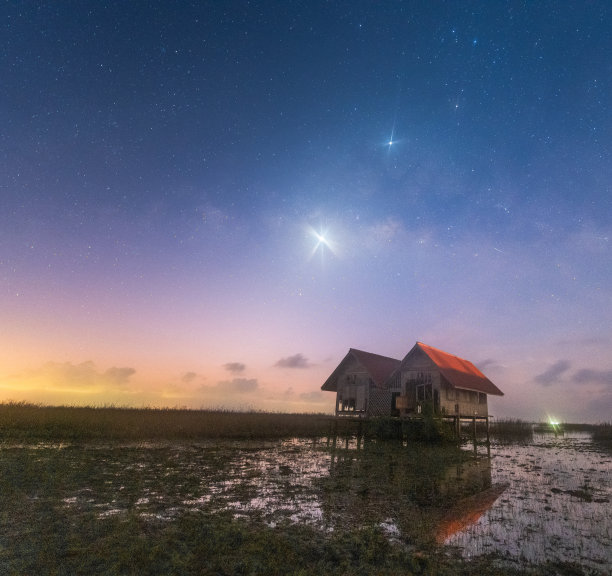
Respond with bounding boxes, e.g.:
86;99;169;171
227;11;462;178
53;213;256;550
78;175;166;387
448;432;611;572
1;431;610;574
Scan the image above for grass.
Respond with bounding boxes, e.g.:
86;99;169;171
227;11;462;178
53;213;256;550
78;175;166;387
0;437;527;575
1;403;609;575
0;402;333;441
592;423;612;449
489;418;533;443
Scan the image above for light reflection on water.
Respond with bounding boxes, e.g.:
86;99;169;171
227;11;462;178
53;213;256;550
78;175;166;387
446;432;611;572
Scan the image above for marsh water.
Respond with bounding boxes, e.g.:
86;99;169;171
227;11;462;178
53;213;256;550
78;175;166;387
2;431;610;573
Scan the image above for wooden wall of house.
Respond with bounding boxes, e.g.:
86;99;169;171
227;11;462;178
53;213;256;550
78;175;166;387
335;355;372;413
399;349;440;413
440;381;489;417
398;348;489;417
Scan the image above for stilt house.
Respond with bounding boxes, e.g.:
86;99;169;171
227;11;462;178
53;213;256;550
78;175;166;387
322;342;503;418
391;342;504;418
321;348;401;417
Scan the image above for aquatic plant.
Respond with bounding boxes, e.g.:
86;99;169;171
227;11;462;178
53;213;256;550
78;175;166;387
0;402;332;441
489;418;533;443
592;423;612;449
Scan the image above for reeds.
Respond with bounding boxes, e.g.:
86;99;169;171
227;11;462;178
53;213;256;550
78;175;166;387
489;418;533;443
592;423;612;449
0;402;333;441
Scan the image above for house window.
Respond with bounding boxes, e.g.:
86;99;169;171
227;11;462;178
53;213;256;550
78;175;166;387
446;388;456;401
479;393;487;405
416;383;433;402
342;398;356;411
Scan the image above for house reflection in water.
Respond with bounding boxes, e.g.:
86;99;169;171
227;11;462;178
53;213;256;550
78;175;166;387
321;439;507;545
434;483;508;544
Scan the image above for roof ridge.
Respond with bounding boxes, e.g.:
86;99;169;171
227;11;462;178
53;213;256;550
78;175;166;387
417;341;468;362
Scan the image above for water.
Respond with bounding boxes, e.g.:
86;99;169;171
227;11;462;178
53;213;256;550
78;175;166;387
2;433;610;572
446;432;611;572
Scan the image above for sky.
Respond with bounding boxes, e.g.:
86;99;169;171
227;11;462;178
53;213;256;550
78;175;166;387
1;1;611;422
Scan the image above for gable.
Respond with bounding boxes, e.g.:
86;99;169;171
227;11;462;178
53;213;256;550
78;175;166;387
397;342;504;396
321;348;401;392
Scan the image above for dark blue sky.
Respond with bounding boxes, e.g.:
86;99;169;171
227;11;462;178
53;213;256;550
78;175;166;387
1;2;611;420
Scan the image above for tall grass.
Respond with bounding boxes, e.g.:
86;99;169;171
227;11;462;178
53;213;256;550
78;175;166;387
489;418;533;443
592;423;612;449
0;402;333;441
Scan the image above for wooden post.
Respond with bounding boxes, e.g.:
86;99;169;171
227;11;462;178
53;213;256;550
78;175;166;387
472;417;477;453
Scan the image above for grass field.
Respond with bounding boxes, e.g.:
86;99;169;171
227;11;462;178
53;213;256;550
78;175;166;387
0;402;333;441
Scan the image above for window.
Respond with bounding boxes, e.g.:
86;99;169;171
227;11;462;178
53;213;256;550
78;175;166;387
342;398;355;411
416;383;433;402
479;392;487;405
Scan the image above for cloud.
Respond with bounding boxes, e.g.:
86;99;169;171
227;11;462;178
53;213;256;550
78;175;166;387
215;378;259;393
476;358;504;372
275;353;313;369
104;366;136;386
572;369;612;387
223;362;246;374
181;371;198;384
534;360;571;386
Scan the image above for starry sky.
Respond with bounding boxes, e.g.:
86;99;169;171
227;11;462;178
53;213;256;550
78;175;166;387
1;1;611;422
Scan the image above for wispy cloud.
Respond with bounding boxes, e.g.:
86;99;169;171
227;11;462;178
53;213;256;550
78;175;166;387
223;362;246;374
215;378;258;393
104;366;136;386
275;353;313;369
572;368;612;387
181;371;199;384
534;360;571;386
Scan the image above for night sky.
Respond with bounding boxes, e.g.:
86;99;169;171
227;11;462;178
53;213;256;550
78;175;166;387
2;2;611;422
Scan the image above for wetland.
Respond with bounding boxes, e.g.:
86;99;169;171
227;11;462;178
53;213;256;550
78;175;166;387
0;406;610;574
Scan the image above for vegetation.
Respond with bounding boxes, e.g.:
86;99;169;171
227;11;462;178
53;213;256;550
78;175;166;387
0;505;523;575
1;403;609;574
0;434;565;576
0;402;333;441
592;423;612;449
489;418;533;443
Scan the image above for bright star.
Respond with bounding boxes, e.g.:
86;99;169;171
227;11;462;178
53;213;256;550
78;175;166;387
307;225;337;260
314;231;329;247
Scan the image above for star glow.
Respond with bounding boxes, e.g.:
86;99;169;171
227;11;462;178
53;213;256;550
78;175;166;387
308;225;337;260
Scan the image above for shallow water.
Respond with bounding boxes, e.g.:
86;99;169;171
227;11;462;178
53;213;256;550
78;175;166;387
2;433;610;572
446;432;611;572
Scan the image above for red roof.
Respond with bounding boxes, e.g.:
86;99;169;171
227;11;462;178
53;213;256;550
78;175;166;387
414;342;504;396
321;348;401;391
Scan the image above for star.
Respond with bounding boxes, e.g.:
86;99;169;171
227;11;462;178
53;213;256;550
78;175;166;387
307;225;337;260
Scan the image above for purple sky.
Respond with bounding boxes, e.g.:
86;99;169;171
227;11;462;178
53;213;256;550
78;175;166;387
1;2;610;422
